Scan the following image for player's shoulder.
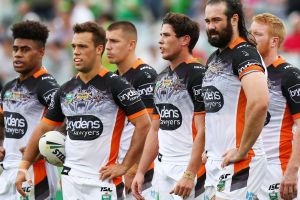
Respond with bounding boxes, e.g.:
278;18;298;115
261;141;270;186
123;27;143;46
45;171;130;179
2;78;17;92
281;62;300;79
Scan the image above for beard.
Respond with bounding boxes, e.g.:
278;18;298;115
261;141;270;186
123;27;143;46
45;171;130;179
207;21;233;48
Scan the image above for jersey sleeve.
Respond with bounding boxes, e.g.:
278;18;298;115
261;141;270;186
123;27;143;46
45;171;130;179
232;45;265;79
111;76;147;121
42;88;65;126
281;66;300;120
36;74;60;107
133;67;158;112
187;64;206;115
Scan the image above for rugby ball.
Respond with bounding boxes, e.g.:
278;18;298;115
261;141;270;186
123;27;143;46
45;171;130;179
38;131;66;167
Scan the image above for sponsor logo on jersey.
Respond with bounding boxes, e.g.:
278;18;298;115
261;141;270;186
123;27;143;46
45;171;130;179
66;115;103;140
288;84;300;103
117;88;140;106
137;83;154;98
42;76;54;80
192;85;203;103
156;104;182;130
202;86;224;112
238;59;262;75
4;112;28;138
268;191;279;200
4;90;30;102
43;89;57;105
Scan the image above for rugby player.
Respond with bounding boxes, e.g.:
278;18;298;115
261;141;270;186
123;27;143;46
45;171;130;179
106;21;157;199
174;0;269;199
250;13;300;200
131;12;206;200
0;20;59;200
15;21;151;200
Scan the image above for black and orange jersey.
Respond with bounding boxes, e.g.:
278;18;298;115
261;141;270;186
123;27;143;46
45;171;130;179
116;58;157;164
203;37;266;173
262;56;300;172
42;68;147;184
0;67;59;169
152;58;206;164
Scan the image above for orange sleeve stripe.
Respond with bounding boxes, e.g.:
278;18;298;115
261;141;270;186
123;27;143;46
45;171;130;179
292;113;300;120
194;111;205;116
146;108;153;114
128;109;148;121
41;117;63;127
33;67;48;78
0;107;3;114
239;65;264;79
98;68;109;77
152;114;160;120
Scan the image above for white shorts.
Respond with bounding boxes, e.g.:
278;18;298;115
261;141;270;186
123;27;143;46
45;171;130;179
204;156;267;200
150;160;195;200
61;174;117;200
257;164;283;200
0;161;57;200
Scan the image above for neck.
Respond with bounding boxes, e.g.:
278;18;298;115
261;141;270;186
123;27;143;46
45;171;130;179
79;59;102;83
19;64;42;81
117;54;137;75
263;49;278;67
169;50;192;70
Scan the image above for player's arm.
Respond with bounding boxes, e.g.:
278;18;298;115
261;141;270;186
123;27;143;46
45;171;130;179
132;118;160;199
280;119;300;199
15;88;65;197
172;114;205;198
222;71;269;166
280;67;300;199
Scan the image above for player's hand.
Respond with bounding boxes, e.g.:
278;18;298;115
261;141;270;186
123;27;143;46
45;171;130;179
170;176;194;199
131;172;145;200
15;169;33;197
221;148;247;168
280;167;298;200
99;164;127;181
0;146;5;161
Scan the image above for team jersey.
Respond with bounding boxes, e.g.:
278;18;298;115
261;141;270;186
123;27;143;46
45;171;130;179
116;58;157;163
203;37;266;172
42;68;147;183
0;67;59;169
152;58;206;164
262;56;300;172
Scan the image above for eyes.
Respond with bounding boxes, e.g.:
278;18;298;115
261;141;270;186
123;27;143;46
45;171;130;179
13;46;31;53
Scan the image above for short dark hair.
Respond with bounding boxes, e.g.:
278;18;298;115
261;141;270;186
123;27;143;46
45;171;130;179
162;12;200;53
107;21;137;40
73;21;106;48
11;20;49;48
207;0;256;46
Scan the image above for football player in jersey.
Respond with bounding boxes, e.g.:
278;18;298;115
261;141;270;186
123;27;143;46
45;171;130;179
0;20;59;200
15;21;151;200
250;13;300;200
131;12;206;200
106;21;157;199
175;0;269;199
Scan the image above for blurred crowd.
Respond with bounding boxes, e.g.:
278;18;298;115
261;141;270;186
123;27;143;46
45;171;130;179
0;0;299;86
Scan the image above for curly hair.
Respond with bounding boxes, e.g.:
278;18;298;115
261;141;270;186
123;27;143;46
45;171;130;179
11;20;49;47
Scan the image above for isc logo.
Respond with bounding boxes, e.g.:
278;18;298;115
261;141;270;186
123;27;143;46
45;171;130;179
100;187;112;192
268;183;280;191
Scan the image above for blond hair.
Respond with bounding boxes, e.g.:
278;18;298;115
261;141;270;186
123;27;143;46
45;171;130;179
253;13;286;47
